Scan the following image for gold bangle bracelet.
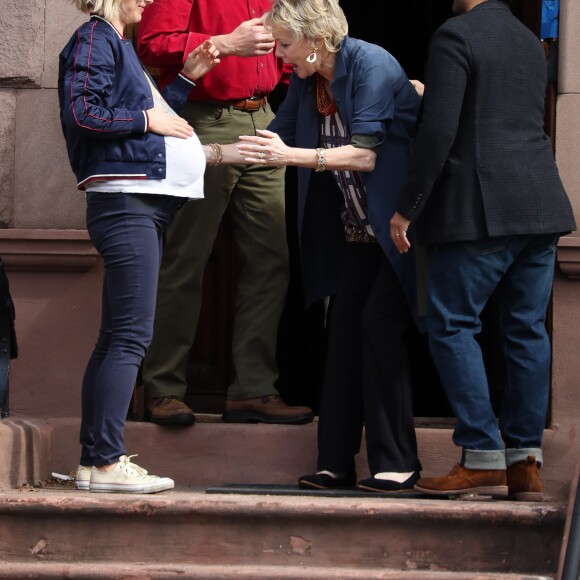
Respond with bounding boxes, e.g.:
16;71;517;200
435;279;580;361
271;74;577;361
207;143;223;167
315;147;327;172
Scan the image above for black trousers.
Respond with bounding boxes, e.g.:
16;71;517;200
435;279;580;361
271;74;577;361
317;243;422;476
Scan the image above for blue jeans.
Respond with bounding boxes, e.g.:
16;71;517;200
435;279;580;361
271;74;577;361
426;234;559;470
80;192;185;467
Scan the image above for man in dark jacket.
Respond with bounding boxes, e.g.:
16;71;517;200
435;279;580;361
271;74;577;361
390;0;576;500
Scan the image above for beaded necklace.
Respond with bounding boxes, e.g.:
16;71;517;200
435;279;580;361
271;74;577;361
316;74;337;116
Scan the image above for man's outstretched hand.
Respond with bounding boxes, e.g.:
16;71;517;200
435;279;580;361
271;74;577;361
390;212;412;253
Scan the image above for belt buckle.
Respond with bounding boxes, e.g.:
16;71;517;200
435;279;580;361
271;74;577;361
231;96;265;111
247;96;264;110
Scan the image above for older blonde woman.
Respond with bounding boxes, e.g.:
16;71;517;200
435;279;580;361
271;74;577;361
237;0;424;493
59;0;219;493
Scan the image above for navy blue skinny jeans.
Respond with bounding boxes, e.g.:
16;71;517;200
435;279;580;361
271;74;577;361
80;192;185;467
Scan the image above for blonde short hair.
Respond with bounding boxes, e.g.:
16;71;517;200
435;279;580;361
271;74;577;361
265;0;348;53
71;0;122;22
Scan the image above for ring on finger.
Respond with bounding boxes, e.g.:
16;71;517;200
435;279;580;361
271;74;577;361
259;152;264;160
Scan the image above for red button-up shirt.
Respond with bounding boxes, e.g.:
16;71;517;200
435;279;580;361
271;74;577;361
137;0;289;102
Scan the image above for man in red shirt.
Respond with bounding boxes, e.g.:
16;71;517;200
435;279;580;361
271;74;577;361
137;0;314;426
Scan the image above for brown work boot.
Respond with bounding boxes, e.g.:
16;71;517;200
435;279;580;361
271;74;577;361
222;395;314;425
414;464;508;498
506;455;544;502
146;396;196;426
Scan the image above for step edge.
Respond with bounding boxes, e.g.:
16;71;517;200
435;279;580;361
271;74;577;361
0;561;556;580
0;489;566;524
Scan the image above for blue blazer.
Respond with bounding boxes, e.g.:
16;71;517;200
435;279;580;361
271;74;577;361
269;36;422;322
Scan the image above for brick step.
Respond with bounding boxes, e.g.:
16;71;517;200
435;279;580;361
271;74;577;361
0;489;565;577
0;417;573;503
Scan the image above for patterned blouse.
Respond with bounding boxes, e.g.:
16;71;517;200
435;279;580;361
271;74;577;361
319;113;377;244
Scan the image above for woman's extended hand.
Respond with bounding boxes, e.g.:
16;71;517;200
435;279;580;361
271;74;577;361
147;107;194;139
182;40;221;81
237;129;291;165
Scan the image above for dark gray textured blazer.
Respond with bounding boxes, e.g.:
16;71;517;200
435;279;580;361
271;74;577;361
396;0;576;245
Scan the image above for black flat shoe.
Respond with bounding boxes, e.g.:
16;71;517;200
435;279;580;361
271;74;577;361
356;472;421;493
298;471;357;490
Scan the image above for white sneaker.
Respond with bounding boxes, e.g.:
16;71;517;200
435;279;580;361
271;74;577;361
77;458;154;491
89;455;174;494
75;465;92;491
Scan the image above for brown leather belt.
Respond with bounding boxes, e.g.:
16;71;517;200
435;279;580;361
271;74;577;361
230;97;267;111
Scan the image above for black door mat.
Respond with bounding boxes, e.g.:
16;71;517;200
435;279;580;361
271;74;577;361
205;483;430;499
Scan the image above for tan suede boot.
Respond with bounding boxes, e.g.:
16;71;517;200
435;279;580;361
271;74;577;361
414;464;508;497
506;455;544;502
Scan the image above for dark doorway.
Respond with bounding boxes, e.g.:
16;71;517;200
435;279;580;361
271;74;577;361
341;1;453;82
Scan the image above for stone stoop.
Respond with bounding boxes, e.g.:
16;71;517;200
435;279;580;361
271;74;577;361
0;489;565;579
0;417;571;578
0;417;576;503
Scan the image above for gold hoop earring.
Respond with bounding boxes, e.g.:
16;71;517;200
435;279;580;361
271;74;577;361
306;47;318;63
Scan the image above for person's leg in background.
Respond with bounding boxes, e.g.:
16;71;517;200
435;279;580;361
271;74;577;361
220;105;312;424
223;149;288;400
